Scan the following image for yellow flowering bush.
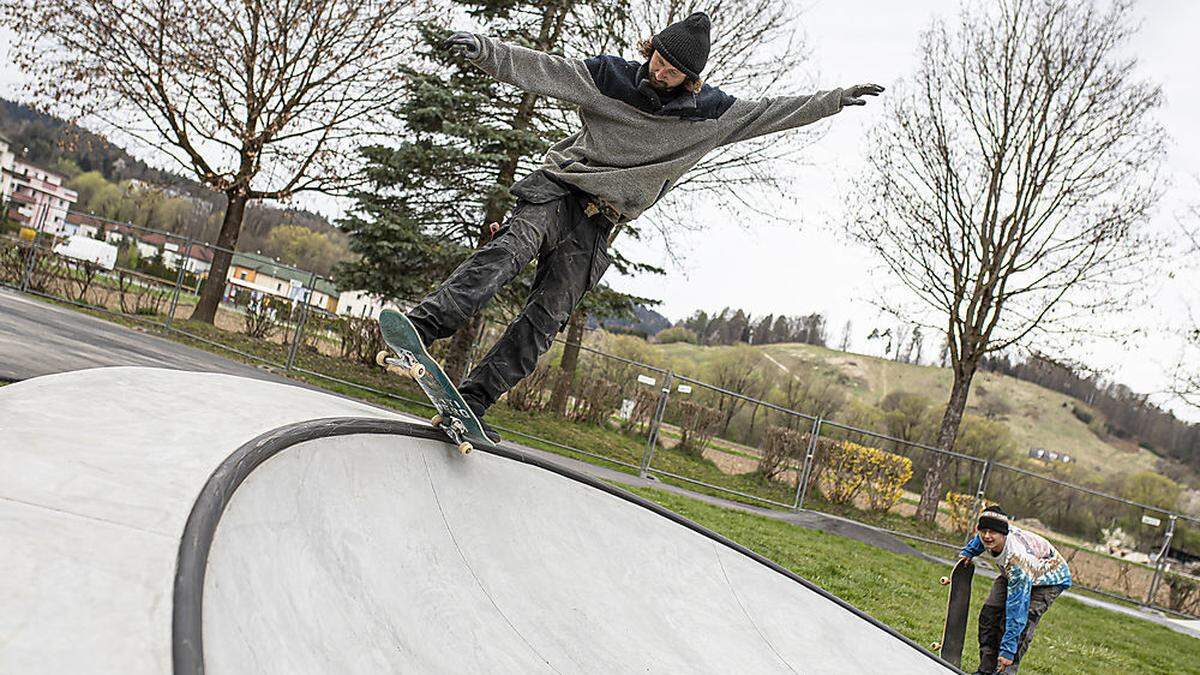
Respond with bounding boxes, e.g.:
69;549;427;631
818;440;912;510
946;491;978;533
860;446;913;511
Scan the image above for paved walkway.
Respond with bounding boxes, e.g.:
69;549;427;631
3;286;1196;641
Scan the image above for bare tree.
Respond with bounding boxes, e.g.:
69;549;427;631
838;319;853;352
850;0;1165;522
1;0;426;322
1173;186;1200;409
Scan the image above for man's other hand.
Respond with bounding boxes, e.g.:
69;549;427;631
997;655;1013;671
442;32;482;59
842;83;884;106
959;556;974;567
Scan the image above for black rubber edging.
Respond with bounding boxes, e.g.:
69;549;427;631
173;417;963;674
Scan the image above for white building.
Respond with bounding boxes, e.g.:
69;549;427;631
336;290;403;320
0;132;14;210
5;160;78;236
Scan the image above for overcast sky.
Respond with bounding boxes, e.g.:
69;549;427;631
1;1;1196;419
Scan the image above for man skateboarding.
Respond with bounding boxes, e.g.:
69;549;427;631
408;12;883;441
959;505;1072;674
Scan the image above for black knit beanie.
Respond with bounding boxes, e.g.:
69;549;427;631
977;505;1010;535
651;12;712;80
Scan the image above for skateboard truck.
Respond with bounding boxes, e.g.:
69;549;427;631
376;349;473;455
376;350;427;380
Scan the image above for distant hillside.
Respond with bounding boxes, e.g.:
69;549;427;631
590;304;671;337
0;98;349;271
597;336;1199;491
0;98;200;191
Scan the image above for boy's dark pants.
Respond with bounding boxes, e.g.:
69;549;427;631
977;575;1063;673
407;171;611;415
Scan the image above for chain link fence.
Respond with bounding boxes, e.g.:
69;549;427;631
3;214;1199;618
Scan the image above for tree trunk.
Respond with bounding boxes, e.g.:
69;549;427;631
915;360;978;522
190;192;248;324
549;309;586;415
440;7;569;385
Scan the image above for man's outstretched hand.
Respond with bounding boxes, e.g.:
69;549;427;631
442;31;482;59
842;83;884;106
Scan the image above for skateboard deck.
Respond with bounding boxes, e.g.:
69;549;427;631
376;309;488;454
930;558;974;666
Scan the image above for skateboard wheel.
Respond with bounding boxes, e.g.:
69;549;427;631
408;363;427;379
930;642;940;651
939;576;950;585
458;441;473;455
431;414;444;427
375;350;392;367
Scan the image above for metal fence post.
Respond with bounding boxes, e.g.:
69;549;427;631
966;459;993;544
1145;515;1177;607
284;271;317;373
165;235;192;330
794;416;823;511
638;371;673;478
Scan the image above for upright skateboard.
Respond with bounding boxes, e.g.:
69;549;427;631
931;557;974;667
376;309;489;454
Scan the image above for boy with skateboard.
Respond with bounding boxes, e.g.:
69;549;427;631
959;506;1072;674
402;12;883;442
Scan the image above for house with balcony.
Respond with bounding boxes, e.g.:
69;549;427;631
4;160;78;236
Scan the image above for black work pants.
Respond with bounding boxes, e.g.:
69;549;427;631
407;171;611;414
977;575;1064;674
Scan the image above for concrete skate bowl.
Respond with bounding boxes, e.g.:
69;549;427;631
1;367;957;674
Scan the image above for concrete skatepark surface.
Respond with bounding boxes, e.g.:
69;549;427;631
1;367;956;673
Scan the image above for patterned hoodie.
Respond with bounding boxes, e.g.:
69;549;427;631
961;526;1072;661
466;35;846;223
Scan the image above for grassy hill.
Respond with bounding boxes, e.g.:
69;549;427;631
598;336;1168;482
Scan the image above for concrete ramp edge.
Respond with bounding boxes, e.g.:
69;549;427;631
170;417;959;674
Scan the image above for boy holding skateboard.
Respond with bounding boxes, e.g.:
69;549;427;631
959;505;1072;674
406;12;883;441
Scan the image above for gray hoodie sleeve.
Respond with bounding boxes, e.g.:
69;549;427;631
470;35;601;110
720;89;845;145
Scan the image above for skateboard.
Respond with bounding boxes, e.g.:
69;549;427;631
376;309;488;454
930;558;974;666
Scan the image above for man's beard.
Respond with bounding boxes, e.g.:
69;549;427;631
647;74;672;91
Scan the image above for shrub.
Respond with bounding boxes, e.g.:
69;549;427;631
1166;573;1200;615
861;446;913;511
506;364;554;412
619;388;658;434
570;375;622;425
759;426;806;481
240;291;284;339
654;326;698;344
946;491;978;534
675;400;722;456
336;315;385;365
817;440;911;509
1071;406;1094;425
820;441;869;504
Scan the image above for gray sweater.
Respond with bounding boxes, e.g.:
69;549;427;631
470;36;845;223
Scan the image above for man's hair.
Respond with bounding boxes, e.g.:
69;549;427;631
638;38;704;93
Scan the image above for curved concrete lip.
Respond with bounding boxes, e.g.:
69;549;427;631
0;367;957;674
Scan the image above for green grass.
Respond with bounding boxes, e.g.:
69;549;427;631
628;486;1200;675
